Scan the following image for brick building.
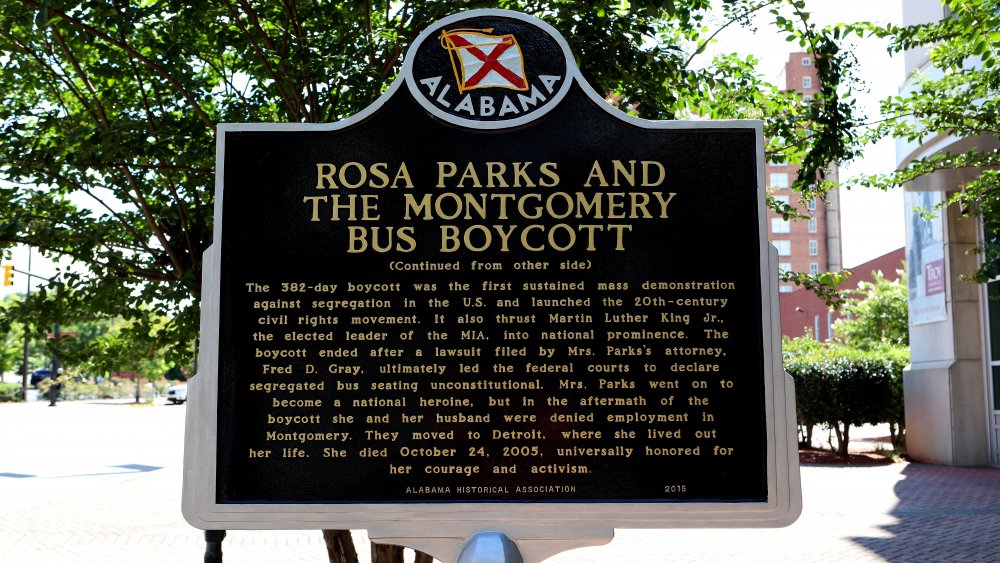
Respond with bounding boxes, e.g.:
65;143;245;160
767;52;843;296
780;247;905;341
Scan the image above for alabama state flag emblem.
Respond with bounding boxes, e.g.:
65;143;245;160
439;29;529;93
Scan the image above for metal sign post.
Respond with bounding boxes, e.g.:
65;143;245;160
456;532;524;563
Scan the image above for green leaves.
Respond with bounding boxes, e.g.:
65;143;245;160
784;342;908;453
7;0;971;367
833;270;909;349
779;268;852;309
854;0;1000;281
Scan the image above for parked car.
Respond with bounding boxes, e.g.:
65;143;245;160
30;369;53;386
167;383;188;404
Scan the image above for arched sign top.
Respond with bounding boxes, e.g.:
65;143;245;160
402;10;575;129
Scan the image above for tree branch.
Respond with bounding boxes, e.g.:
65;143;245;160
113;165;185;279
219;0;302;121
1;231;173;283
20;0;215;128
364;0;377;68
1;159;157;257
684;0;783;69
0;157;210;174
284;0;318;121
0;29;91;120
234;0;306;120
51;27;110;126
191;50;257;118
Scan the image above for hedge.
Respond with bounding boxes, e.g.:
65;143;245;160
784;344;908;455
0;382;21;402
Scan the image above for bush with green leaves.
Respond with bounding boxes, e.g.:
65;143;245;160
833;271;908;350
784;341;908;454
35;377;169;402
0;382;22;402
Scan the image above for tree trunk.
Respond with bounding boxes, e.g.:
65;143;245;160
890;420;906;448
372;543;404;563
322;529;359;563
320;530;433;563
370;543;435;563
803;424;814;447
835;424;850;456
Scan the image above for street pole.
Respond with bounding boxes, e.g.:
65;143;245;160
20;249;31;401
49;323;60;407
15;250;61;403
21;334;29;401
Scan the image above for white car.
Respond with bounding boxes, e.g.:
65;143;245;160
167;383;188;404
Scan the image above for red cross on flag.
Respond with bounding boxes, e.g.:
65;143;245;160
440;29;529;93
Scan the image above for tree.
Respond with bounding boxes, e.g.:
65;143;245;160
2;292;170;403
0;1;866;561
0;293;76;385
80;313;173;401
853;0;1000;282
832;270;909;447
0;295;27;376
833;270;909;350
0;0;863;347
787;271;910;453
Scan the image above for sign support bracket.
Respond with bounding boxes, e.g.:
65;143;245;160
204;529;226;563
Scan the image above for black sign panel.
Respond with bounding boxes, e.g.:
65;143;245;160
214;12;767;505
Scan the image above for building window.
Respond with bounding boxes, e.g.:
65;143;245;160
771;218;791;233
803;94;814;101
774;240;791;256
807;197;817;211
808;218;817;233
770;173;789;189
809;240;818;256
774;195;790;206
802;57;812;66
802;76;813;89
778;262;792;274
809;263;819;275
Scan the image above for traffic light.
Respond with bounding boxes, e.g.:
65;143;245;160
2;264;12;286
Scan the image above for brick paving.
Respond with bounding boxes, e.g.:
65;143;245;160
550;463;1000;563
1;401;998;562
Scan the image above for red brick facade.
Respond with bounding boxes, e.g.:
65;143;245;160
780;247;906;341
766;52;831;293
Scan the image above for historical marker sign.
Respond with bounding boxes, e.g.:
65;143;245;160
183;9;800;560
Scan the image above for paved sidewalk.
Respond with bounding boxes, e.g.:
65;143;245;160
553;463;1000;562
2;400;998;562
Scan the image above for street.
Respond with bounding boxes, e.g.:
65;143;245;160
2;399;998;562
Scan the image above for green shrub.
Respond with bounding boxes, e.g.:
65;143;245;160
782;332;825;359
36;378;171;401
785;344;908;454
0;382;22;402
